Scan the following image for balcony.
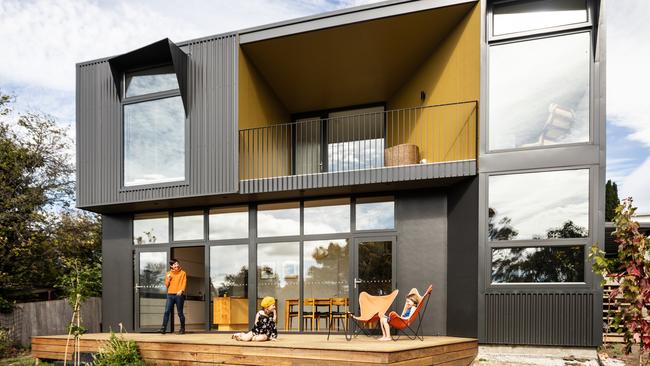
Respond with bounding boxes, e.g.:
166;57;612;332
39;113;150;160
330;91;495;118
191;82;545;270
239;101;477;193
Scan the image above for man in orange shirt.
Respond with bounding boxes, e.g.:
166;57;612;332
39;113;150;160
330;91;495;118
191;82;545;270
159;259;187;334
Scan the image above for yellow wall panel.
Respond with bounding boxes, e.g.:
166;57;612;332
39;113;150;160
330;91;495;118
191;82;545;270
387;4;480;163
238;49;292;179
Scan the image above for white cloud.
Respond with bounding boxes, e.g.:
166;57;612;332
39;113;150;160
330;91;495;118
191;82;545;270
607;0;650;147
0;0;382;93
620;156;650;215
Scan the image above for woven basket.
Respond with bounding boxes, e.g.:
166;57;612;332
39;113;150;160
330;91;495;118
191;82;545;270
384;144;419;166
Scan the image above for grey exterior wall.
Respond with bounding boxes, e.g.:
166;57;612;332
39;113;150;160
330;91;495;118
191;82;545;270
396;189;448;336
76;34;238;210
103;188;454;335
102;214;134;332
477;0;605;347
241;160;476;194
446;176;478;338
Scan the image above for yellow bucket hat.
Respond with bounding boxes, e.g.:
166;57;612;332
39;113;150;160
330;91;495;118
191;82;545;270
260;296;276;309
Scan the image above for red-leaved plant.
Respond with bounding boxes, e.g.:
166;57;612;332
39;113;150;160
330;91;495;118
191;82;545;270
591;198;650;358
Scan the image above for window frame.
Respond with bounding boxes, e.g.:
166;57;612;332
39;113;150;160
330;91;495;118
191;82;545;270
120;63;189;191
487;0;593;42
484;166;593;289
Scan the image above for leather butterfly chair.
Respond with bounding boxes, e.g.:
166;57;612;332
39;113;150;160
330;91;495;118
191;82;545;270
387;285;433;341
327;290;399;341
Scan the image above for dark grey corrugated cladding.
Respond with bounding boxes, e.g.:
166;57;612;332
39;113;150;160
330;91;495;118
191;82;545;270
75;34;238;209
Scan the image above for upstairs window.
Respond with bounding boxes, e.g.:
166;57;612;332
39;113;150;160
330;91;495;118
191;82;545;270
492;0;588;38
123;65;185;187
125;65;179;97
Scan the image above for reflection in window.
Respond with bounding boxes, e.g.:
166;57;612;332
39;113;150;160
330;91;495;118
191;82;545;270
257;202;300;237
491;246;585;283
358;240;392;295
209;206;248;240
124;96;185;186
210;245;248;331
258;242;300;332
133;212;169;244
125;65;179;97
493;0;587;36
303;240;349;332
356;197;395;231
138;251;167;327
173;211;204;241
488;170;589;241
304;199;350;235
327;107;385;172
488;33;590;150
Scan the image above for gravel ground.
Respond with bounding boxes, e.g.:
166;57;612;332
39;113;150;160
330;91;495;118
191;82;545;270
474;345;599;366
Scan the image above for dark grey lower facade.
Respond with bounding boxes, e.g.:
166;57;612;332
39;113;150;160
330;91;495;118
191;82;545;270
102;178;479;338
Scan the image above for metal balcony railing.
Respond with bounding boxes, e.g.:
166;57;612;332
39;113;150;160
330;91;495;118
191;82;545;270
239;101;478;180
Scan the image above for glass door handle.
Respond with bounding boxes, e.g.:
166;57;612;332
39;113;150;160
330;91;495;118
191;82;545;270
353;278;363;289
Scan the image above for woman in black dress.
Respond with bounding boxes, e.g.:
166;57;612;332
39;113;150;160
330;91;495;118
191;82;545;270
232;296;278;341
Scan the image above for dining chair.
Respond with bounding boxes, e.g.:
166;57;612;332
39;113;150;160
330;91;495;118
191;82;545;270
329;297;348;332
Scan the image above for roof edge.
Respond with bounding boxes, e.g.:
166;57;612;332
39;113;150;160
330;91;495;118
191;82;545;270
76;0;476;67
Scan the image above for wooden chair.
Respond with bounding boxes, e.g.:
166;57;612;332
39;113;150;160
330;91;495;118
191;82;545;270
387;285;433;341
286;300;299;331
328;297;348;332
303;298;318;331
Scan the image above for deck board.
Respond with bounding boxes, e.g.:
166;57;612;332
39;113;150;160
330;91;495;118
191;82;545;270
32;333;477;365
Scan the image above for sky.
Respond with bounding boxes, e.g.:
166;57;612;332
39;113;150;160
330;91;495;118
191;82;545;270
0;0;648;214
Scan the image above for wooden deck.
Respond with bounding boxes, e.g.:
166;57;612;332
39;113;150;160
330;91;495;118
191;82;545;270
32;333;478;365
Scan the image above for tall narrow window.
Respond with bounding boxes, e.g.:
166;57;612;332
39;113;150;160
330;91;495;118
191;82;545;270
123;66;185;187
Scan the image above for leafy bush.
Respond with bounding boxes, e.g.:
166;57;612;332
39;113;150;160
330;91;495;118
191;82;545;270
91;332;148;366
0;328;18;359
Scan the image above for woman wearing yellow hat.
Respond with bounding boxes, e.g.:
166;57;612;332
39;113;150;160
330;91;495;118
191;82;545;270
232;296;278;341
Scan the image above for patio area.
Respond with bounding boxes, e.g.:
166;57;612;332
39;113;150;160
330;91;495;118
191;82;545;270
32;333;477;365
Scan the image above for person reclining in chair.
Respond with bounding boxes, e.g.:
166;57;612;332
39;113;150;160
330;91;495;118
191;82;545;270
378;288;421;341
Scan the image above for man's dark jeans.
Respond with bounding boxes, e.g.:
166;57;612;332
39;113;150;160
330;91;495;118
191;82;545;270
161;294;185;331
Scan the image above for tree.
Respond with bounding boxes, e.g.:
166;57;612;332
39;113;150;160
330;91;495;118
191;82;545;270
488;208;518;241
591;198;650;360
0;92;101;310
606;180;620;222
546;220;588;239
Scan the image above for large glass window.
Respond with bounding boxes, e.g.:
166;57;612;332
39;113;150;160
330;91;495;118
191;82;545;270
173;211;204;241
493;0;588;37
137;251;167;328
133;212;169;244
488;170;589;241
210;245;249;331
125;65;179;97
488;32;590;150
209;206;249;240
304;199;350;235
356;197;395;231
257;242;300;332
124;96;185;186
303;239;349;332
257;202;300;238
491;246;585;283
327;107;385;172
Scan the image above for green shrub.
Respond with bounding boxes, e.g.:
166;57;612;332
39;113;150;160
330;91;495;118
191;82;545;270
91;332;147;366
0;328;19;359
